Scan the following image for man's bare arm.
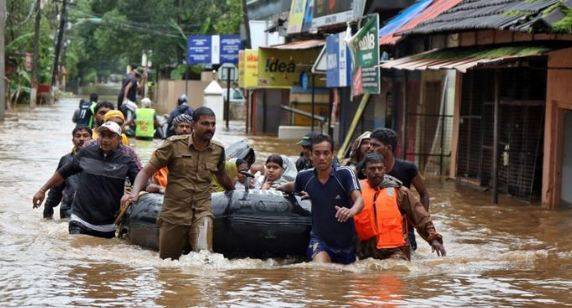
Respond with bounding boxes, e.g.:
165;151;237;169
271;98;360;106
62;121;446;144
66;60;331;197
121;163;158;208
123;82;132;101
411;174;430;210
215;169;235;191
33;172;65;208
277;181;295;193
335;190;363;222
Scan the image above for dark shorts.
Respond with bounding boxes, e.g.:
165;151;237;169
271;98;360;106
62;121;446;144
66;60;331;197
307;232;356;265
68;221;115;239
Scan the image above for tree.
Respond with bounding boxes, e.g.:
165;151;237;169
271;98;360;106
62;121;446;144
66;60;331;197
64;0;244;84
5;0;58;105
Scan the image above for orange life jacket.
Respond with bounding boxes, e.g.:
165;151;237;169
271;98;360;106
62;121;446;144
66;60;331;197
354;179;406;249
153;167;169;189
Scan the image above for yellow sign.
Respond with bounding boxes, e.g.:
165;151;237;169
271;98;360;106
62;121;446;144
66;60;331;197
287;0;308;34
238;49;259;89
257;48;322;88
238;50;245;88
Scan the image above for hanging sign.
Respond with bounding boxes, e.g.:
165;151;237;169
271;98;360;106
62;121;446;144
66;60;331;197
187;35;241;65
348;14;380;96
326;32;351;87
238;49;259;89
257;47;323;88
287;0;308;34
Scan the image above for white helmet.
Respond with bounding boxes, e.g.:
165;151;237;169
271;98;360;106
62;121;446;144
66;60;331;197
141;97;152;108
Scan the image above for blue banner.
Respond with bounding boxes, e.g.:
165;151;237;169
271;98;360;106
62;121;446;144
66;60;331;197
187;35;241;65
220;35;242;64
187;35;212;65
326;32;351;88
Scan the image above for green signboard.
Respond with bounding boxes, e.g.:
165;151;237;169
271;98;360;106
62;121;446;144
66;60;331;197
349;14;380;96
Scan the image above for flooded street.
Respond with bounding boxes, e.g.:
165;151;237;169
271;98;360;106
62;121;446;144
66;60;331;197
1;98;571;306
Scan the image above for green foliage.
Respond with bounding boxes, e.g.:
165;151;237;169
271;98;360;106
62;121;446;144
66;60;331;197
4;0;245;99
64;0;244;83
553;6;572;33
170;64;187;80
5;0;59;103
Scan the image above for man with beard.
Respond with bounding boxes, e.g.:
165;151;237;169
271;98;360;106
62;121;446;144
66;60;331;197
33;122;140;238
42;126;92;219
354;152;445;260
122;107;235;260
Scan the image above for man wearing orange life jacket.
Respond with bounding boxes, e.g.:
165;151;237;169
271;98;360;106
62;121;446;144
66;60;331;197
354;152;446;261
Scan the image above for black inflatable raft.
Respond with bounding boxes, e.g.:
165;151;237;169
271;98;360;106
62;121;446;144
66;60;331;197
121;190;312;258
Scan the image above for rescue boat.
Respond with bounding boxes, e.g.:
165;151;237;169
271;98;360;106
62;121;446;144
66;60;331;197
120;190;312;258
120;139;312;258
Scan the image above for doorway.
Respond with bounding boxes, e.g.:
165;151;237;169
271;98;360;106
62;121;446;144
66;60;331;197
561;111;572;207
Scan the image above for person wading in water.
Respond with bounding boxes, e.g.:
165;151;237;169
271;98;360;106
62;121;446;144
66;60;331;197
33;122;141;238
355;152;446;260
279;134;363;264
121;107;235;260
42;126;92;219
368;128;431;251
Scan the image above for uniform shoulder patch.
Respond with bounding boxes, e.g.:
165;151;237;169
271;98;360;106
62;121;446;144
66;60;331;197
210;138;225;148
167;134;189;142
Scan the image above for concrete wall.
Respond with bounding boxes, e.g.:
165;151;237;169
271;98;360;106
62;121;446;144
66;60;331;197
153;80;210;115
543;47;572;209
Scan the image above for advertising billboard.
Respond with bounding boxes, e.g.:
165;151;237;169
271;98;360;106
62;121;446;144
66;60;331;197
238;49;259;89
348;14;380;96
311;0;366;29
326;32;351;87
257;48;322;88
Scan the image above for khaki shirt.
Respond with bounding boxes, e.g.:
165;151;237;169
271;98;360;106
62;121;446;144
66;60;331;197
149;134;225;225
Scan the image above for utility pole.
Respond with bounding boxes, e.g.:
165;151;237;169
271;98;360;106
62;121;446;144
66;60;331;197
241;0;251;49
30;0;42;108
0;0;6;121
51;0;68;90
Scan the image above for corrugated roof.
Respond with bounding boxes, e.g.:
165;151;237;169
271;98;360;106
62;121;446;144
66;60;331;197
381;0;462;45
265;39;325;50
407;0;570;35
379;0;434;45
380;45;554;72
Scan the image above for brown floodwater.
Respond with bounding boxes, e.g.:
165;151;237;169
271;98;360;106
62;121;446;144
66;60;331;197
1;99;571;306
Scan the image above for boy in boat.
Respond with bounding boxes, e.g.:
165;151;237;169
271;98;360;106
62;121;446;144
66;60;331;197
279;134;363;264
355;152;446;260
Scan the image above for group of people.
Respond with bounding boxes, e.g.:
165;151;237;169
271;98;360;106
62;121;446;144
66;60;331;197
33;90;446;264
279;129;445;264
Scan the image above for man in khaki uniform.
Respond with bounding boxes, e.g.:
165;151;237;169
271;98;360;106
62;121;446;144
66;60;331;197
122;107;234;260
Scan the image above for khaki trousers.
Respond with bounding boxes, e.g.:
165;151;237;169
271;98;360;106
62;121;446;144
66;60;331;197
159;215;213;260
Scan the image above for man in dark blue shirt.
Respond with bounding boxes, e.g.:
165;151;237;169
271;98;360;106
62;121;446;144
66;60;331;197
279;134;363;264
33;122;140;238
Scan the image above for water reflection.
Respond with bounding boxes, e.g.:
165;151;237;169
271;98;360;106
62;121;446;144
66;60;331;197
0;99;571;306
